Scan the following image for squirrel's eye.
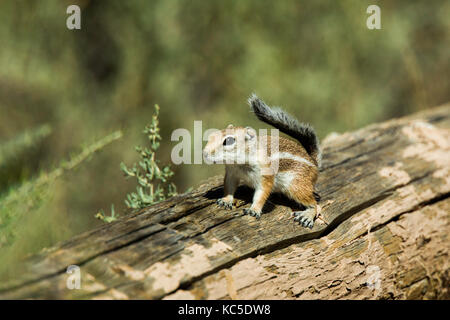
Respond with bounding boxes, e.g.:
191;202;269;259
223;136;236;146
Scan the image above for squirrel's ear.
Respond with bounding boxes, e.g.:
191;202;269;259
245;126;256;140
227;124;234;129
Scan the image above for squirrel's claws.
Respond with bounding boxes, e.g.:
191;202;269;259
244;208;261;219
293;210;315;229
216;198;233;210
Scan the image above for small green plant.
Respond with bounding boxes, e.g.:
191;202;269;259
120;104;177;210
95;205;119;223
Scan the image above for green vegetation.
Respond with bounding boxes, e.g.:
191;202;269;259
0;124;51;193
95;204;119;223
96;105;177;223
121;104;177;210
0;130;122;279
0;0;448;281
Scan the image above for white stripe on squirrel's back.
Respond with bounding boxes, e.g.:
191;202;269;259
270;152;315;167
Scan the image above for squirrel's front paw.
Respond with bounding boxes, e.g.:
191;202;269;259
216;198;233;210
244;208;261;219
293;209;315;229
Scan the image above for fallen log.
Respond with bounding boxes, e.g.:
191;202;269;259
0;104;449;299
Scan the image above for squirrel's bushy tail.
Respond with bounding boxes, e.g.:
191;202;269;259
248;94;321;167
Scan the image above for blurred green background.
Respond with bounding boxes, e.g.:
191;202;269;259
0;0;449;279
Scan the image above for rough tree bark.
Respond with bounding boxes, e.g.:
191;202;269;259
0;104;449;300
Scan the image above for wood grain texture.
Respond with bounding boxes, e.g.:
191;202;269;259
0;104;449;299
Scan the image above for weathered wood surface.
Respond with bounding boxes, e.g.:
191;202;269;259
0;104;449;299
